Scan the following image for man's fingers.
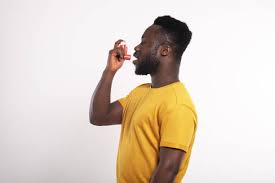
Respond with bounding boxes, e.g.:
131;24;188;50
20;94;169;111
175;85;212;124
110;48;124;61
116;49;125;60
112;39;131;60
114;39;125;48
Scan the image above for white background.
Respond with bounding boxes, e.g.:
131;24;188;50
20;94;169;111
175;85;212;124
1;0;275;182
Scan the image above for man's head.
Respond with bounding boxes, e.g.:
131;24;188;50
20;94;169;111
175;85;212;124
133;15;192;75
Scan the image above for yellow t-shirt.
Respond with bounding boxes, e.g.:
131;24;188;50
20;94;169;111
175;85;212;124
117;81;198;183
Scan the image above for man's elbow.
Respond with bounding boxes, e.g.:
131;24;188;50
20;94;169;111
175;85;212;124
89;113;104;126
89;118;100;126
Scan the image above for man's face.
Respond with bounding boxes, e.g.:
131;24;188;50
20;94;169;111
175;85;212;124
133;25;162;75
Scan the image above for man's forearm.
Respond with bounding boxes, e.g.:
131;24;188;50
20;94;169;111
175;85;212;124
89;69;116;124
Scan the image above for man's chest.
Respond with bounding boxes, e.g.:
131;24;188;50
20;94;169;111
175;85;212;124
122;93;162;136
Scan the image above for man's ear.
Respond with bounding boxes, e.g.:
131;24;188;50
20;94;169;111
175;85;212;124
160;45;171;56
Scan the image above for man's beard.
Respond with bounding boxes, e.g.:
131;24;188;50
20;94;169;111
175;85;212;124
134;54;160;75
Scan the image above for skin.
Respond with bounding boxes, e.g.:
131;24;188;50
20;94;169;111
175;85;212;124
89;24;185;182
133;25;180;88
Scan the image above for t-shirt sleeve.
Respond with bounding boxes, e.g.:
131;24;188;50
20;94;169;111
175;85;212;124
118;94;130;109
160;104;196;152
117;84;145;109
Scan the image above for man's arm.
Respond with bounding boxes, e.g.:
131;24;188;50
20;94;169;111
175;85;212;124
150;147;185;183
89;40;126;126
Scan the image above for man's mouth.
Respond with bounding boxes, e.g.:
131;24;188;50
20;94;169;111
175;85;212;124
132;52;139;65
133;52;139;59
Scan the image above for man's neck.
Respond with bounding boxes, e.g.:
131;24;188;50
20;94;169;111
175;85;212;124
150;71;179;88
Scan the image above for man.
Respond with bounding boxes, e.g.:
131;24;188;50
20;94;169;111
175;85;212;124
89;15;197;183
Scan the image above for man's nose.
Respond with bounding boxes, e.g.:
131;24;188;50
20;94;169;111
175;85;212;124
134;44;140;51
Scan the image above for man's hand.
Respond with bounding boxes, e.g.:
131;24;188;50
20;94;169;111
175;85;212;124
105;39;127;73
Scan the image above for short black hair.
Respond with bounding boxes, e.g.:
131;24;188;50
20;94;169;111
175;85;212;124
154;15;192;63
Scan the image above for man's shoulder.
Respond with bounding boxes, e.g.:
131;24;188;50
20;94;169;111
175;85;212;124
159;83;197;122
170;82;197;113
132;83;150;91
126;83;150;96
